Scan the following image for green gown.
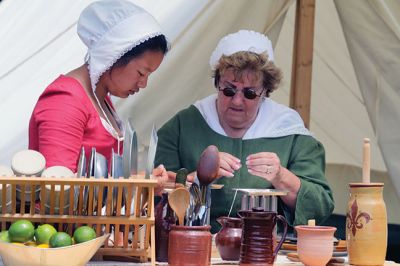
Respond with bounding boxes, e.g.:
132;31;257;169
155;105;334;233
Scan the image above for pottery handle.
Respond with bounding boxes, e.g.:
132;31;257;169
216;217;225;226
273;215;288;257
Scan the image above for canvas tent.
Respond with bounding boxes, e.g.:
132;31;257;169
0;0;399;227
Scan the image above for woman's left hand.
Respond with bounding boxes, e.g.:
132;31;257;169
246;152;282;184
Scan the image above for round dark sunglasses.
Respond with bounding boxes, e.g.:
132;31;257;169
218;86;264;100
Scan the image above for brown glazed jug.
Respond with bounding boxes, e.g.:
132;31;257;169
346;183;387;265
238;208;287;266
155;192;176;262
168;225;212;266
215;217;242;261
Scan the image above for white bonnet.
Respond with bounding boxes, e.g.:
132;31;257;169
209;30;274;69
77;0;163;91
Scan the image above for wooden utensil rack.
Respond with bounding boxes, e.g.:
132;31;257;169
0;176;157;264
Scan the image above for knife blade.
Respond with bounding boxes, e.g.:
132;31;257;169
75;147;86;213
82;147;96;214
94;151;108;209
122;118;138;178
145;124;158;179
111;148;123;213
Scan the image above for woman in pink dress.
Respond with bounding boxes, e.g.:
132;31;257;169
29;0;169;182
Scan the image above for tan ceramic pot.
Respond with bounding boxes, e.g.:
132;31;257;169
295;225;336;266
346;183;387;265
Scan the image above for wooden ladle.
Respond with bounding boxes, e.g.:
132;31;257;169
168;187;190;226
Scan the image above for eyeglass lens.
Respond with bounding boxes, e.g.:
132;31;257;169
220;87;261;100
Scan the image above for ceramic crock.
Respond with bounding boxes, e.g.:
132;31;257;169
346;183;387;265
168;225;212;266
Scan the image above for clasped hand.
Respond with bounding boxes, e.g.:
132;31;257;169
219;151;282;183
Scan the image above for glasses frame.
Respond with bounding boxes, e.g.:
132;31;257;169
218;85;265;100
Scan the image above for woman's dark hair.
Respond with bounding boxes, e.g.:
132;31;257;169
113;34;169;68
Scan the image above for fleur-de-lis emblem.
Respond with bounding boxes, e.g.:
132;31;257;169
346;199;371;236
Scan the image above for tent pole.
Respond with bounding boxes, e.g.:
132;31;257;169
289;0;316;129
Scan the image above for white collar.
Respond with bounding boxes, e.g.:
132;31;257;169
194;94;311;139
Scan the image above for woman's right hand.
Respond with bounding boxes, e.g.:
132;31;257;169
218;152;241;178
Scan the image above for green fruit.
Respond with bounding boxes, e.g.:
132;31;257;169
35;224;57;244
73;226;96;244
49;232;72;248
0;230;11;243
8;220;35;243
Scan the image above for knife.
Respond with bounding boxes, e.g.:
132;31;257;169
138;125;158;215
82;147;96;214
122;118;138;178
111;148;123;213
94;151;108;209
145;124;158;179
75;147;86;213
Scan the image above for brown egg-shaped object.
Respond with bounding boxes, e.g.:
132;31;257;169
197;145;220;186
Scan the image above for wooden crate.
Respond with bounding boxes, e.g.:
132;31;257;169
0;176;157;265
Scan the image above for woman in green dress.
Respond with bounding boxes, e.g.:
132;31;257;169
155;30;334;232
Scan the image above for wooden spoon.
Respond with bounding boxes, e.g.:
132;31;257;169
197;145;220;205
168;187;190;226
197;145;220;186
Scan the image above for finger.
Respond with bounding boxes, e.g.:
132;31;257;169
219;159;236;172
152;164;165;175
220;152;241;163
220;153;241;171
247;152;276;160
186;174;195;183
247;168;272;181
219;168;235;178
166;170;177;180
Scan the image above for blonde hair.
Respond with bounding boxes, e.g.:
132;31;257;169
212;51;282;97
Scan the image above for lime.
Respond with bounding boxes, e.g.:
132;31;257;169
49;232;72;248
35;224;57;244
73;226;96;244
0;230;11;243
9;220;35;243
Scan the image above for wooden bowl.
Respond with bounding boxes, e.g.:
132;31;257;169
0;234;109;266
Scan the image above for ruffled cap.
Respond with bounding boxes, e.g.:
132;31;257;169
77;0;163;91
209;30;274;69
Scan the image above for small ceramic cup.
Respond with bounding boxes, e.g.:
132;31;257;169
41;166;74;214
0;165;14;212
295;225;337;266
11;150;46;202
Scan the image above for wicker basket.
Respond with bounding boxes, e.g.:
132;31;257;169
0;176;157;265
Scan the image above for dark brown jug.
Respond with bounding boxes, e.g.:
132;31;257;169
168;225;212;266
238;208;287;266
155;192;176;262
215;217;242;261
